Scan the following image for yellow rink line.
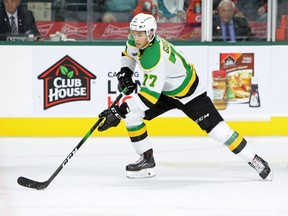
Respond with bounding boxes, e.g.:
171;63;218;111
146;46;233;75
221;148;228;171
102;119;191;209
1;117;288;137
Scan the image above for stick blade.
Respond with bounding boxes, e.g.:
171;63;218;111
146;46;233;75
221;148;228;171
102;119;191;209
17;176;49;190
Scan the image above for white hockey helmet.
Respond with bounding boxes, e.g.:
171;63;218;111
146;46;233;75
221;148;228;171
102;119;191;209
130;13;157;40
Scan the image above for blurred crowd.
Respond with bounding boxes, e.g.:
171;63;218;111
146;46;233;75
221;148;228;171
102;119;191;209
2;0;191;23
0;0;275;23
1;0;288;41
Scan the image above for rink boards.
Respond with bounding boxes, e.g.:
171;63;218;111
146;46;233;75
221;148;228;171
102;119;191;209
1;116;288;136
1;43;288;136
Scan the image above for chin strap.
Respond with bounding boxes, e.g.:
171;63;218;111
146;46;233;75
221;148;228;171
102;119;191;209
140;34;155;50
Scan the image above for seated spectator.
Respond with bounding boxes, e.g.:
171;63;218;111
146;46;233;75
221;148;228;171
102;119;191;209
0;0;42;40
157;0;186;23
102;0;138;22
236;0;267;22
212;0;253;42
257;1;267;21
213;0;245;18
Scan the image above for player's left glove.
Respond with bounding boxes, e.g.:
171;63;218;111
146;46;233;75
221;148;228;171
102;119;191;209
116;67;136;95
98;103;129;132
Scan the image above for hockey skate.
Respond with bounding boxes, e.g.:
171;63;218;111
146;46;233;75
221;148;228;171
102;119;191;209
248;154;273;181
126;149;156;179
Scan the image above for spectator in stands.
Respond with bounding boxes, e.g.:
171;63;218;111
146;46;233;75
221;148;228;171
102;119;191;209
237;0;267;22
0;0;42;40
257;1;267;21
213;0;245;18
212;0;253;42
102;0;138;22
157;0;186;23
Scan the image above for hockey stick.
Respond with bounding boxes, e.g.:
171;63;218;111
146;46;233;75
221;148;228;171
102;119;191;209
17;90;126;190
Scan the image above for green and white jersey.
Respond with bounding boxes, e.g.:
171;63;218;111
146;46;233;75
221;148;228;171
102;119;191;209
121;35;205;112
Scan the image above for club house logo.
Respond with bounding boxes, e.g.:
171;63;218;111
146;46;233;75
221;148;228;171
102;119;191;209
38;55;96;109
223;55;236;68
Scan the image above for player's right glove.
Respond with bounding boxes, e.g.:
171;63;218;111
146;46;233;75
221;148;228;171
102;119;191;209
98;103;130;132
116;67;136;95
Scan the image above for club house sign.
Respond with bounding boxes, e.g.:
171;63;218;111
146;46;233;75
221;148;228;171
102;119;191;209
38;55;96;109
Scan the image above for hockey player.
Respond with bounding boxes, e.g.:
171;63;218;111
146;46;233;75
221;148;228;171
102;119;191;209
97;13;273;181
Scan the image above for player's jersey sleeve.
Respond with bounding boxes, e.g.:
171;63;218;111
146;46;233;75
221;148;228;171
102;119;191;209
120;39;137;71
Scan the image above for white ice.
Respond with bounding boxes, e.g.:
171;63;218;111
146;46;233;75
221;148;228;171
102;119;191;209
0;136;288;216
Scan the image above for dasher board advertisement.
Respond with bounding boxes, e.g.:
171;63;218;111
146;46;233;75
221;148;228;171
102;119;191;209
32;46;208;117
1;45;269;121
208;46;272;121
220;53;254;104
33;46;126;117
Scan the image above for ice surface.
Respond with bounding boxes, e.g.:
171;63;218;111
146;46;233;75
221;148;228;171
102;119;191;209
0;136;288;216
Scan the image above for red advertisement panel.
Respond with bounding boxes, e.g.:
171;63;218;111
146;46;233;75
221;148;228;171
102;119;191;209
36;21;201;41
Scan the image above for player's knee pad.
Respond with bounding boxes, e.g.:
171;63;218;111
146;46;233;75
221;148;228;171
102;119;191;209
124;107;145;127
208;121;234;143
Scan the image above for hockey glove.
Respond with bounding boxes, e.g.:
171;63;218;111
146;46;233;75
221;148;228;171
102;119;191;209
98;103;129;131
116;67;136;95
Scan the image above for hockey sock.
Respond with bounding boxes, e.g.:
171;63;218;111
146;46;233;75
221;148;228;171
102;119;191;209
208;121;255;163
131;138;153;155
126;122;153;154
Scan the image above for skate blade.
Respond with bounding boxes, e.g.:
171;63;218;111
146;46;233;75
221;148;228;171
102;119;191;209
126;168;156;179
